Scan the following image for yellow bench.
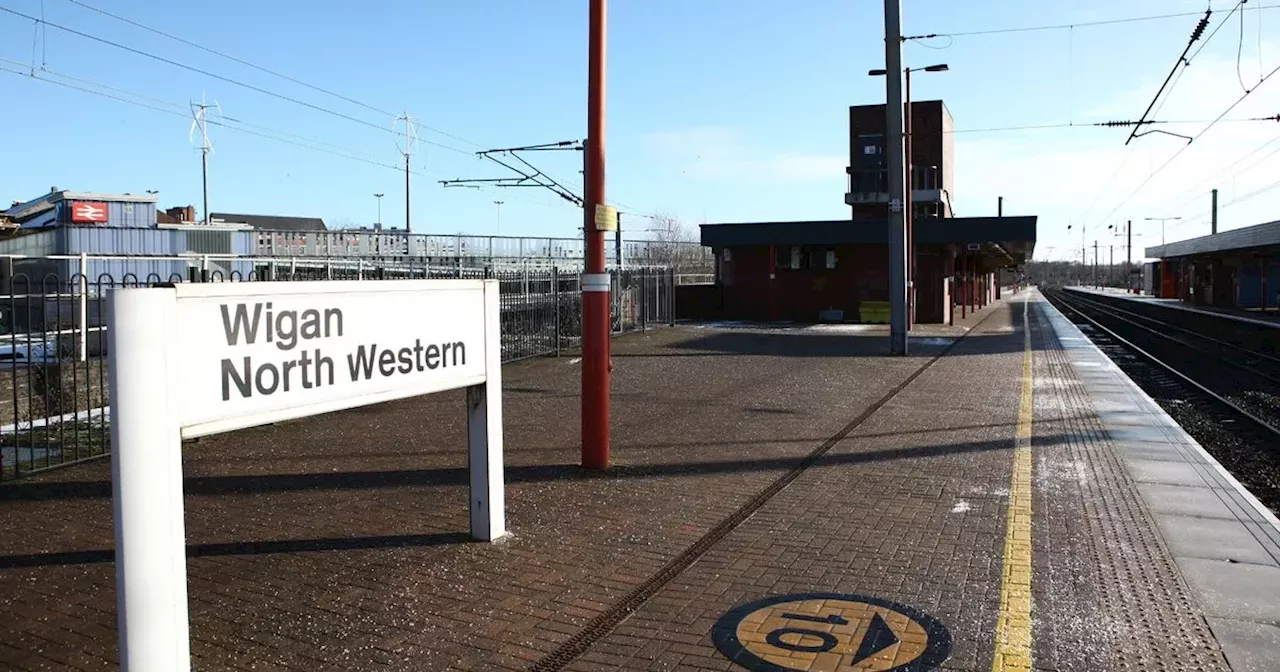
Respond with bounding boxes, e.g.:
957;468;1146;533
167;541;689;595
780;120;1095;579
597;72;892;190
859;301;890;324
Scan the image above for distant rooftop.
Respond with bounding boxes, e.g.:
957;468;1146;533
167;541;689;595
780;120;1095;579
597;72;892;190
211;212;327;232
3;188;158;221
1145;219;1280;259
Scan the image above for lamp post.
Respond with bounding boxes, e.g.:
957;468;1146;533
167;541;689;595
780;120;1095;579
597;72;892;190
493;200;504;235
1144;216;1181;246
374;193;384;228
869;63;948;329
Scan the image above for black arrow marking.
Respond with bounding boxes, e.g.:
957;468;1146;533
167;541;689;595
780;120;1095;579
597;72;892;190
851;613;899;665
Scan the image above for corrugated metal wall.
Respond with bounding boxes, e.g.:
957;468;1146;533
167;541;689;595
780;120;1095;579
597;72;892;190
107;201;155;227
54;227;254;281
57;226;251;254
0;230;57;256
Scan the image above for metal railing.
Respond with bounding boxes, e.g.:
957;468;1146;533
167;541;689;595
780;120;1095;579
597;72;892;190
0;254;675;480
252;229;713;270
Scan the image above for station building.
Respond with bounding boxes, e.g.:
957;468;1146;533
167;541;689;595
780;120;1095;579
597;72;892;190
696;101;1037;324
0;189;254;282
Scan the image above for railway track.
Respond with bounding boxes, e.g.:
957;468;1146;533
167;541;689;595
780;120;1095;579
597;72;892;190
1044;288;1280;513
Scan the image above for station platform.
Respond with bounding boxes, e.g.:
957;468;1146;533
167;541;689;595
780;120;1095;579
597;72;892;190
2;290;1278;671
1068;286;1280;327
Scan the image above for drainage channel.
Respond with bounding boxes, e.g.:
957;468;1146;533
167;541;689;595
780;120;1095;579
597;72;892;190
530;306;1005;671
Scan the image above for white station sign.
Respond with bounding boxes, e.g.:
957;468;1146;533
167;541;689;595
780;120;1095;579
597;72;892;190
107;278;506;672
173;280;488;437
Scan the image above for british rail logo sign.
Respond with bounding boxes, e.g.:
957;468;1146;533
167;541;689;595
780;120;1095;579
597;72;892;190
712;593;951;671
70;201;108;223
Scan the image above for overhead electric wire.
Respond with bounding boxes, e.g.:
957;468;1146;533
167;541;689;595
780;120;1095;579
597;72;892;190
1157;133;1280;215
1095;58;1280;228
1081;3;1252;227
0;4;475;158
11;61;568;212
1170;180;1280;232
0;65;439;177
1;62;181;117
946;117;1269;134
63;0;484;151
1240;1;1251;92
0;57;400;165
915;3;1280;39
1;3;684;222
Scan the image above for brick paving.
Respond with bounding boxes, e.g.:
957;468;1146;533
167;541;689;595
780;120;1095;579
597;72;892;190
0;296;1233;671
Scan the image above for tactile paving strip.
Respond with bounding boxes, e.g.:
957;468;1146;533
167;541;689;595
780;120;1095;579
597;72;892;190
1032;300;1229;671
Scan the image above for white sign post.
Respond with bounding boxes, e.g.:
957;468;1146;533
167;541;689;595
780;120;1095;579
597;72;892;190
107;279;506;672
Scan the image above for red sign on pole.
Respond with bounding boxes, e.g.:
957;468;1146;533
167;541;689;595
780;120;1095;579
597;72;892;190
70;202;109;223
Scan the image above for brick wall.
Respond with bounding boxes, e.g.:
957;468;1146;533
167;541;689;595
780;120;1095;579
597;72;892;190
0;359;107;426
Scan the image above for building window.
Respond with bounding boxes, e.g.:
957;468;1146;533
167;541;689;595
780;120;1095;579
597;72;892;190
856;133;885;166
775;245;801;270
808;248;824;270
826;250;838;269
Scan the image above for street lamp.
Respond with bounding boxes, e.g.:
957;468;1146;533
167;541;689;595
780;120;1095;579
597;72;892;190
1144;216;1181;246
374;193;384;227
493;200;504;235
869;63;948;328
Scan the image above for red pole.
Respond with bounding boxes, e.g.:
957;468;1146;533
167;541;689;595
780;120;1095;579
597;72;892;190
1261;255;1268;314
961;251;967;319
948;245;954;326
768;243;777;321
581;0;610;470
968;254;974;312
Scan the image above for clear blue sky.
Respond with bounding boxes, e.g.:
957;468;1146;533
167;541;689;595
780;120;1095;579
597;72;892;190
1;0;1278;260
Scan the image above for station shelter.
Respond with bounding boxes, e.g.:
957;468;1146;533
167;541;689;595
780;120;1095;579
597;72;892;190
1145;219;1280;312
698;216;1036;324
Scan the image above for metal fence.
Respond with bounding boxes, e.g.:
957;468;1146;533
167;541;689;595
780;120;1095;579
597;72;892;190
252;228;713;271
0;255;675;481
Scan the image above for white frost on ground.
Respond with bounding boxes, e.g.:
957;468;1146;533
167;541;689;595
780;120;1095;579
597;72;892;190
951;500;972;513
910;337;957;346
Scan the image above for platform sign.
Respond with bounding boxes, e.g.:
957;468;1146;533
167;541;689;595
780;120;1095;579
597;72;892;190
107;279;506;672
173;281;488;436
593;203;618;232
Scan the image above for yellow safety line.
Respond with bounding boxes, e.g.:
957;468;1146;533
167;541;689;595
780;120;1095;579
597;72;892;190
991;297;1035;672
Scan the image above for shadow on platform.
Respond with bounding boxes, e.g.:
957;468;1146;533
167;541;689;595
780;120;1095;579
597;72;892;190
0;531;472;569
617;330;1029;359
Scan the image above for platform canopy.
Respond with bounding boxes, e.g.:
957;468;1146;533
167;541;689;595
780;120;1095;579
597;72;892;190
699;215;1037;267
1146;219;1280;259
